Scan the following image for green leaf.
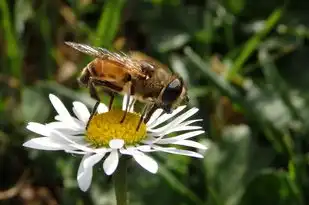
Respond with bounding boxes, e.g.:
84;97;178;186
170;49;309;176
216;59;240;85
92;0;126;48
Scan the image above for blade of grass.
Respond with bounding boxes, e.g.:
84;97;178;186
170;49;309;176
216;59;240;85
91;0;126;48
0;0;22;79
227;8;283;78
286;161;304;205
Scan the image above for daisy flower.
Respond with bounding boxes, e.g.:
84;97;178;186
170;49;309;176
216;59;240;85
23;94;207;191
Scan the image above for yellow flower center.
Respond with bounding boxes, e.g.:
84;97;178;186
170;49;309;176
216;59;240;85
85;110;147;147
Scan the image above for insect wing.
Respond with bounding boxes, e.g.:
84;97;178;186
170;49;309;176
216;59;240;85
66;42;146;78
65;42;105;58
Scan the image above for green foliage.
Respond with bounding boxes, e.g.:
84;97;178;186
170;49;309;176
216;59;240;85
1;0;309;204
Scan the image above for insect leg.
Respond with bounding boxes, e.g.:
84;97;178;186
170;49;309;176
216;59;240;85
90;78;123;111
120;82;132;123
108;93;115;111
86;79;101;129
91;78;123;93
129;98;136;111
136;104;151;131
143;104;158;123
102;88;115;111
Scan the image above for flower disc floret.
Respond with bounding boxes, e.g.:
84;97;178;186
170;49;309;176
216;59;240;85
86;110;147;147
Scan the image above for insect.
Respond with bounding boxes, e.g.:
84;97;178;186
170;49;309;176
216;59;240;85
65;42;189;130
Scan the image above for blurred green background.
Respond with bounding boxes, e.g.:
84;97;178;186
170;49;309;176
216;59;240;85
1;0;309;204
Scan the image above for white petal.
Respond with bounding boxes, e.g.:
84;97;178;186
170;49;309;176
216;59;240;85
93;147;110;154
152;126;203;136
178;119;203;127
153;146;204;158
23;137;66;150
48;130;85;145
70;143;97;153
77;154;93;192
78;154;88;177
148;118;202;136
56;134;85;144
122;94;129;110
144;135;165;144
122;94;135;112
65;150;88;155
77;166;92;192
109;139;124;149
146;108;163;126
73;101;90;123
47;121;74;130
46;122;84;134
47;130;94;153
59;130;85;136
148;105;186;129
97;103;108;113
49;94;72;119
136;145;153;152
27;122;52;137
171;140;208;150
54;115;84;129
155;130;205;144
148;107;199;133
119;147;137;155
48;126;85;137
103;150;119;175
169;125;202;133
83;153;105;169
133;152;158;173
129;99;136;112
48;130;75;145
122;95;127;111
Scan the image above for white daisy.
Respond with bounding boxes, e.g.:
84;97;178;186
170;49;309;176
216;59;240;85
23;94;207;191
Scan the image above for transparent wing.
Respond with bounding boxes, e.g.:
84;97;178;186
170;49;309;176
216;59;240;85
65;42;119;59
65;42;146;78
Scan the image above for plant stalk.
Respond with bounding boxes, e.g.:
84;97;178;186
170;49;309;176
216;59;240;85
113;156;128;205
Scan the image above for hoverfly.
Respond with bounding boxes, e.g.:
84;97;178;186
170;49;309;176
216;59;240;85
65;42;189;130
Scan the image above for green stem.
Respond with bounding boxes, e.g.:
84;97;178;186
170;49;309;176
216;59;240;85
113;156;128;205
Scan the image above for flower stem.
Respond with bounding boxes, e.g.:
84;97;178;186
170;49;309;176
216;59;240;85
113;156;128;205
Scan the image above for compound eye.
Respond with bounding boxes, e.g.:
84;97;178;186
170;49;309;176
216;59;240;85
162;78;183;105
